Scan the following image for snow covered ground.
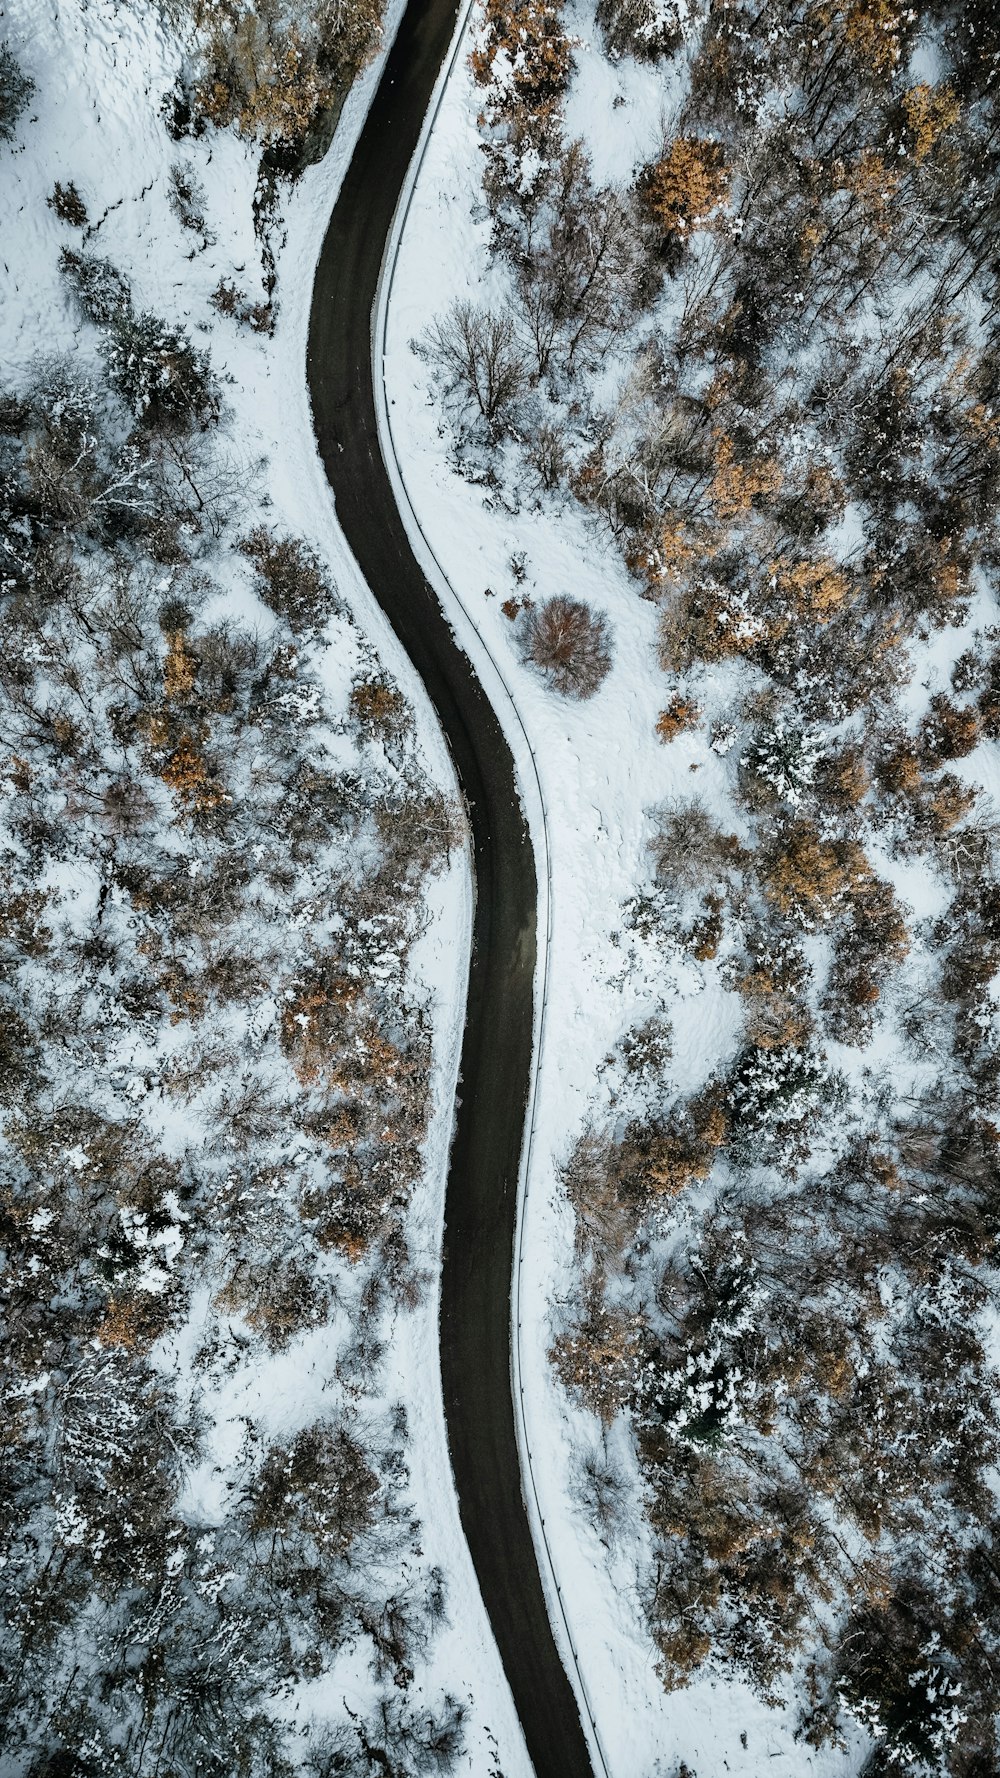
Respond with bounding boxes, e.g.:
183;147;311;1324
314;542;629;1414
381;8;877;1774
1;1;533;1769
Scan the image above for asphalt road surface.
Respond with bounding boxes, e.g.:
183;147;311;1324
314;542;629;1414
306;5;597;1776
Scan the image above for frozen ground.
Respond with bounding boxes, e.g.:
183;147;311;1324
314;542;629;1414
381;7;876;1775
1;0;532;1770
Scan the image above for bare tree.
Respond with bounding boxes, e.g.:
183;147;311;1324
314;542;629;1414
424;300;525;432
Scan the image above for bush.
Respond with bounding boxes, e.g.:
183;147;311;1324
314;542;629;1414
921;692;979;762
0;43;33;142
470;0;573;117
649;798;743;889
640;136;730;243
656;693;701;741
102;310;220;432
195;15;334;146
350;675;409;737
240;528;337;633
596;0;687;58
519;594;612;697
47;181;87;225
59;248;131;325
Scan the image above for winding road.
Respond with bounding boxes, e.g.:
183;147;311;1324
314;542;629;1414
306;4;597;1776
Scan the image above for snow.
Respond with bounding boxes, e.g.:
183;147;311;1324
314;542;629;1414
1;0;533;1769
381;7;875;1775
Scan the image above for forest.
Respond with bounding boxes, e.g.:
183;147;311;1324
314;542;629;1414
417;0;1000;1771
1;5;471;1774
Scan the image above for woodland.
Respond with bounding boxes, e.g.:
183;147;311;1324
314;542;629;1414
418;0;1000;1772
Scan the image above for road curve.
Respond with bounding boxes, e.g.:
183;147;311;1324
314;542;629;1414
306;5;596;1777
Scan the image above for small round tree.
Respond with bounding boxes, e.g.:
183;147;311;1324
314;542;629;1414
520;594;613;697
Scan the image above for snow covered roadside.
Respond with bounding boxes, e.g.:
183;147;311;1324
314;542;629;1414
1;1;530;1768
380;10;873;1776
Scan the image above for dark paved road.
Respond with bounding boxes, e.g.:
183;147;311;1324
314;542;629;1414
306;5;596;1777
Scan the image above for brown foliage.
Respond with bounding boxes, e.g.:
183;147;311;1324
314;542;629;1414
470;0;572;117
163;629;198;702
656;693;701;741
551;1298;642;1423
763;822;868;926
920;693;979;762
520;594;613;697
641;136;730;241
240;528;336;632
349;675;409;737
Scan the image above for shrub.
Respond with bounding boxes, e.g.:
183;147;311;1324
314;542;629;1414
519;594;613;696
102;310;220;432
470;0;573;117
168;161;209;237
901;81;960;163
649;798;743;889
659;579;769;671
763;822;866;927
640;136;730;242
769;556;851;624
59;247;131;325
920;693;979;762
349;675;409;737
195;16;334;146
596;0;688;59
551;1299;642;1423
47;181;87;225
0;43;33;142
240;528;337;632
656;693;701;741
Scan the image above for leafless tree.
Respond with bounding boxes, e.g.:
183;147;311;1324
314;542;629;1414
424;300;525;432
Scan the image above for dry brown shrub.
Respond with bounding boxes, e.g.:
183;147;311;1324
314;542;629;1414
920;693;979;762
688;891;724;960
470;0;572;115
240;527;335;632
817;0;914;76
640;136;730;241
877;740;922;797
615;1113;717;1205
149;716;226;813
218;1258;324;1349
551;1298;642;1422
660;578;772;670
196;17;334;144
520;595;613;697
927;772;977;835
739;978;812;1052
763;822;868;926
163;629;198;702
770;556;851;624
650;798;745;889
349;675;409;736
95;1296;161;1351
656;694;701;741
901;81;960;162
711;433;782;521
818;743;870;810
